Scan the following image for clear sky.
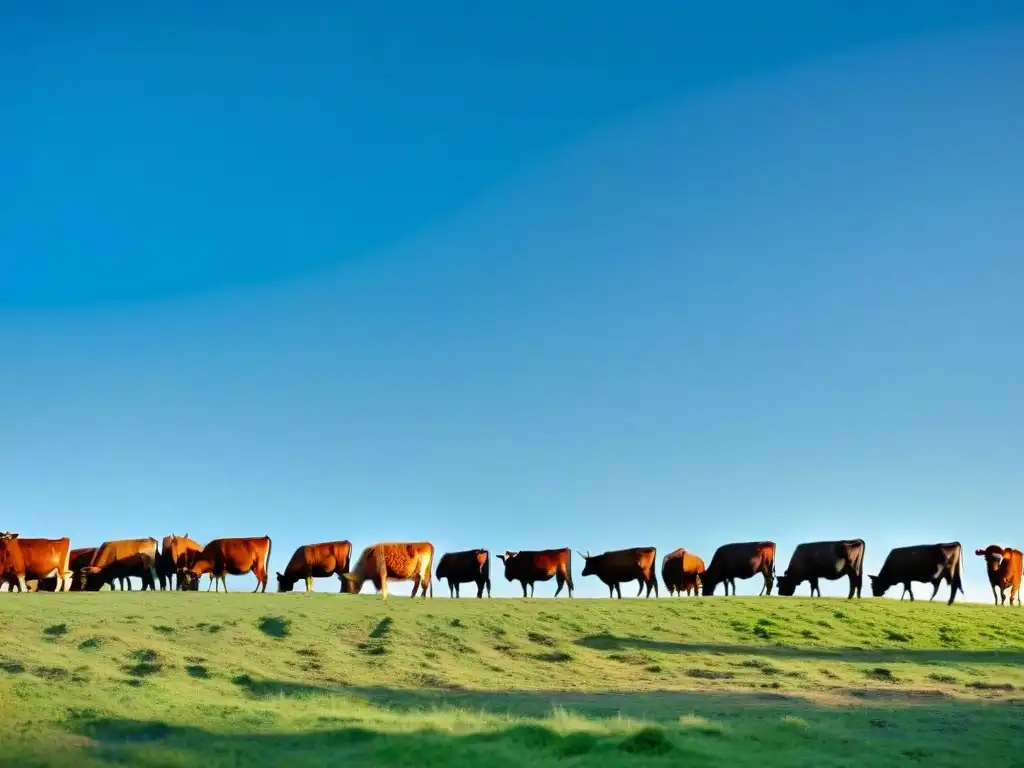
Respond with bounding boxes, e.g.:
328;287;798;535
2;3;1022;600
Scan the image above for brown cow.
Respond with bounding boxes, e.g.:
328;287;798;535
497;549;573;598
579;547;658;598
0;533;73;593
36;547;96;592
340;542;434;599
180;536;272;593
976;545;1022;606
435;549;491;598
869;543;964;605
661;548;704;596
276;540;352;592
79;538;160;591
700;541;776;596
157;534;203;590
776;539;865;599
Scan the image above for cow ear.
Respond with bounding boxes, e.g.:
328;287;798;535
276;572;283;579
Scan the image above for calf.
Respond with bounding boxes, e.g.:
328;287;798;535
869;543;964;605
497;549;573;598
700;541;776;596
579;547;658;598
776;539;865;598
277;540;352;592
340;542;434;599
661;548;704;596
79;538;160;591
0;533;73;593
181;536;272;593
976;545;1022;606
435;549;491;598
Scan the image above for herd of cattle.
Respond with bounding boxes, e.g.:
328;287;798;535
0;533;1021;606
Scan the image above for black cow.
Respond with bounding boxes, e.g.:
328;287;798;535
868;543;964;605
776;539;865;598
435;549;491;598
700;541;775;596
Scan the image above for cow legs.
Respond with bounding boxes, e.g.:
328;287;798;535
614;583;622;599
553;575;565;598
305;576;314;592
929;580;941;601
904;583;914;601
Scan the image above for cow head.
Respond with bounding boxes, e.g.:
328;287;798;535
77;566;102;592
774;574;796;596
178;568;199;591
868;574;886;597
577;551;595;577
976;546;1003;567
276;571;297;592
339;573;362;594
700;575;715;596
0;532;18;541
497;551;518;580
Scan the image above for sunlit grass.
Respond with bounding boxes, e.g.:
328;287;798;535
1;593;1023;766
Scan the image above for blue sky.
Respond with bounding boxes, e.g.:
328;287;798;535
2;3;1022;600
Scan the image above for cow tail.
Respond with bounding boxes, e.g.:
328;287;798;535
957;543;965;596
265;536;273;586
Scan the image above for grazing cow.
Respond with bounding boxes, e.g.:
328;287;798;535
869;543;965;605
79;538;160;591
700;541;776;596
157;534;203;590
776;539;866;599
276;540;352;592
435;549;491;598
976;545;1022;606
180;536;272;593
497;549;573;598
661;548;705;596
340;542;434;600
0;533;73;593
579;547;658;598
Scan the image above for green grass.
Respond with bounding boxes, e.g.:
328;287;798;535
2;594;1023;766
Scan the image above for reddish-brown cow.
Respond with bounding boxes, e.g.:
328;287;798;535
340;542;434;600
497;549;574;598
579;547;658;598
700;541;776;596
79;538;160;591
277;540;352;592
157;534;203;590
181;536;272;593
976;545;1023;606
0;533;72;593
661;548;705;596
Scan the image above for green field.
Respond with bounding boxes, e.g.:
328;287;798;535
1;593;1023;767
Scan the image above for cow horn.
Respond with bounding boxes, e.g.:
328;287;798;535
576;550;587;560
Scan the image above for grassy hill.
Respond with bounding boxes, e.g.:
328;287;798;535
1;593;1023;767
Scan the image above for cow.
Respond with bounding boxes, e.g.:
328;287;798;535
435;549;491;598
869;543;965;605
661;548;704;596
0;533;73;593
79;538;160;591
775;539;866;599
976;545;1022;606
157;534;203;590
156;534;203;590
340;542;434;600
497;549;573;598
578;547;658;598
180;536;272;593
34;547;96;592
276;540;352;592
700;541;776;596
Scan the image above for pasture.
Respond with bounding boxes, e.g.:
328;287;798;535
1;594;1022;767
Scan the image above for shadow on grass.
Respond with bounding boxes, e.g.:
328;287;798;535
574;634;1024;666
56;690;1024;766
